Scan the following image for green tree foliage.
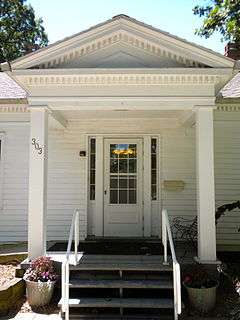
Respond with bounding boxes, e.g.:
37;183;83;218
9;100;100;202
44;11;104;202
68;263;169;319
0;0;48;65
193;0;240;42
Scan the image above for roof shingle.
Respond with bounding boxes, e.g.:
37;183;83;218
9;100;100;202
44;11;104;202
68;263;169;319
0;73;26;100
221;72;240;98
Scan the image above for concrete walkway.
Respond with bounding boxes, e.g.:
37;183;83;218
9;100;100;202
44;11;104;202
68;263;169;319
4;313;61;320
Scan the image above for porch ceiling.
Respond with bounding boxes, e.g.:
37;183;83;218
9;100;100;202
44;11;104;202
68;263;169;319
59;109;184;120
56;109;194;128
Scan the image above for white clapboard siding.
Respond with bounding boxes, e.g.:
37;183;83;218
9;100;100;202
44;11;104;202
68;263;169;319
214;112;240;245
0;112;239;247
47;125;87;241
151;127;197;236
0;124;29;242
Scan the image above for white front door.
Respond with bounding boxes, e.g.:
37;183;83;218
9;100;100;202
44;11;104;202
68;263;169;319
104;139;143;237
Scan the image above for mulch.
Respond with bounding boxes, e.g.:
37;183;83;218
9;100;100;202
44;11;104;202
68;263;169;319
0;263;18;287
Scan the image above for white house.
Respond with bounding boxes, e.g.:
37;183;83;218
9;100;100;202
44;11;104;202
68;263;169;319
1;15;240;264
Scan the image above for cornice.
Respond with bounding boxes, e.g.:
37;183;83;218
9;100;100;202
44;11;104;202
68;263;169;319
217;105;240;112
24;31;207;70
18;73;223;87
0;105;29;113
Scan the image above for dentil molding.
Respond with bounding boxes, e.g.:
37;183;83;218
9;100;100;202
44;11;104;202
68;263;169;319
19;73;222;86
37;31;206;69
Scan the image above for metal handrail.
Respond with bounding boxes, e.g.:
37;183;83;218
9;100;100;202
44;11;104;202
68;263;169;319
62;209;80;320
162;208;181;320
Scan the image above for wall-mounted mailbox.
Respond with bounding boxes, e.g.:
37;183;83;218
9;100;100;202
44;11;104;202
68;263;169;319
79;151;86;157
163;180;185;191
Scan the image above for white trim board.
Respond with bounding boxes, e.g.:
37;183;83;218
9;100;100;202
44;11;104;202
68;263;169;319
0;133;6;211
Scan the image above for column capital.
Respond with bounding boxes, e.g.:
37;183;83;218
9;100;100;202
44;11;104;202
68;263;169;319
29;105;50;112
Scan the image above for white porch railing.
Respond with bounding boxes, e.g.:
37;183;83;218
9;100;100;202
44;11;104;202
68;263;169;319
162;208;182;320
61;208;180;319
61;209;80;320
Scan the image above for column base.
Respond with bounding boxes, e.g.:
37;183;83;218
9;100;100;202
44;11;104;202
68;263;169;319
194;256;221;265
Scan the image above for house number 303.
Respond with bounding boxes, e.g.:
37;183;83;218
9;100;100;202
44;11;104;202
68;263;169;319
32;138;43;155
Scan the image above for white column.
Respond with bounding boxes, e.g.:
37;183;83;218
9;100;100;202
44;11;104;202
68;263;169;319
195;107;217;262
28;107;48;260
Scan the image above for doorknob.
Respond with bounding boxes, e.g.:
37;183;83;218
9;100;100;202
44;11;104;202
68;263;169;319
104;190;107;195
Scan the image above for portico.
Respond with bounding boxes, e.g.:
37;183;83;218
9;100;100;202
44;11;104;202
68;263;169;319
25;88;217;263
3;14;236;264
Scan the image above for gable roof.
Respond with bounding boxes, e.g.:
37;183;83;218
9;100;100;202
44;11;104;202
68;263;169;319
1;14;236;70
0;73;26;100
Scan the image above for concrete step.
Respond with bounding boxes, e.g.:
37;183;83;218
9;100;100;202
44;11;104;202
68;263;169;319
70;264;172;271
59;297;174;309
69;278;173;289
67;314;174;319
70;255;172;271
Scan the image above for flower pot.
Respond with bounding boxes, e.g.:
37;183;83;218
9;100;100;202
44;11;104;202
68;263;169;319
25;279;55;307
184;282;218;313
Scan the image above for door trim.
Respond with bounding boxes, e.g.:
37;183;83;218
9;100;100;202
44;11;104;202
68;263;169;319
87;134;161;238
95;136;104;236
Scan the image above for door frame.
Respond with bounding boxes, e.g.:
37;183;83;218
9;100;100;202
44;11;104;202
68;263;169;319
103;138;143;237
86;134;161;238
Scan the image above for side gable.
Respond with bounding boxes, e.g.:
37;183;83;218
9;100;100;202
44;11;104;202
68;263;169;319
220;72;240;98
1;15;235;70
0;73;26;102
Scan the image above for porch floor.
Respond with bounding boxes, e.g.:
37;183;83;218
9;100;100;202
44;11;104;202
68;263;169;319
47;239;196;265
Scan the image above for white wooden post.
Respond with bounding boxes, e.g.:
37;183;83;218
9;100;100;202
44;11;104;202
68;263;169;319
195;107;217;262
28;107;48;260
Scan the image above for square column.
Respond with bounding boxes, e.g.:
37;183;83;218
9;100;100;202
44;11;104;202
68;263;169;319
28;107;48;260
195;107;217;263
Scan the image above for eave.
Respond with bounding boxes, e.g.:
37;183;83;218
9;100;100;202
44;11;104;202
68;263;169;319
0;15;236;70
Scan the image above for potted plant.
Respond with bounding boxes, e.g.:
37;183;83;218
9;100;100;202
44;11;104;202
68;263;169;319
23;256;57;307
183;263;218;313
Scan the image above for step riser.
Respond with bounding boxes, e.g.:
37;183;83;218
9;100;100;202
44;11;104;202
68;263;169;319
69;284;173;289
68;288;174;299
60;254;175;318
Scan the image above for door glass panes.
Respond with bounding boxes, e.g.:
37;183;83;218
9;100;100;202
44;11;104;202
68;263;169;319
109;143;137;204
151;138;157;200
89;138;96;200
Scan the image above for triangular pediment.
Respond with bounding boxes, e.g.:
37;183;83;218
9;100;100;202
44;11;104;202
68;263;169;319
94;51;148;68
52;42;188;69
3;14;234;70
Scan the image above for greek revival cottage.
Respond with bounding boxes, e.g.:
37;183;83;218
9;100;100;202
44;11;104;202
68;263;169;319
0;15;240;265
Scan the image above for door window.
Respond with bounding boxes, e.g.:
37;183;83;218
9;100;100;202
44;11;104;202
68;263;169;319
109;144;137;204
151;138;157;200
89;138;96;200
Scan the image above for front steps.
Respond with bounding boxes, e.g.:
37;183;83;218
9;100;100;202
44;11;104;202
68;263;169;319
59;254;176;319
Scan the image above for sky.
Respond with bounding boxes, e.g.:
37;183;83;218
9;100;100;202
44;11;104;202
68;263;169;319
28;0;225;55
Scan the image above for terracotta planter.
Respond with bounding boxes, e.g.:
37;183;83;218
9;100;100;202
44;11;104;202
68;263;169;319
184;282;218;313
25;280;55;307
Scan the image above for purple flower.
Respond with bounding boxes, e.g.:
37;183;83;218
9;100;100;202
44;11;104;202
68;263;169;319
24;256;58;282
